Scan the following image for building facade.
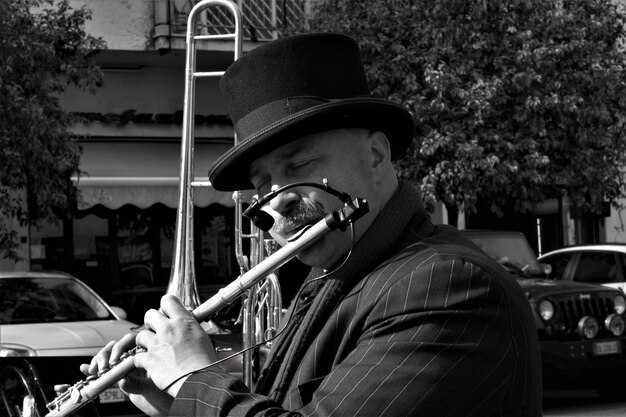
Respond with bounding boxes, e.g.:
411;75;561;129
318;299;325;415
1;0;309;296
2;0;622;287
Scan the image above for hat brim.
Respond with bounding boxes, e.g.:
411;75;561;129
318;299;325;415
209;98;414;191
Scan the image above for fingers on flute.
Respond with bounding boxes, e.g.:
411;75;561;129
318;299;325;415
119;369;146;394
134;330;156;357
143;308;165;333
159;294;190;318
82;340;116;375
111;332;137;360
82;333;137;376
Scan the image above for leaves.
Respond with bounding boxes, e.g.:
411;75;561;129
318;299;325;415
300;0;626;217
0;0;106;260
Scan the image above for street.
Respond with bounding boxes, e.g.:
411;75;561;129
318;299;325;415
543;389;626;416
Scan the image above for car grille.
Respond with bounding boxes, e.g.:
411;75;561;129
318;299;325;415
553;294;616;340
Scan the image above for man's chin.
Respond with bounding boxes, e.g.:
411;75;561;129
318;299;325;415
281;227;352;269
295;252;325;269
295;240;344;270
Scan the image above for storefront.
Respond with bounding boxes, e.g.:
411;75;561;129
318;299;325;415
29;140;239;296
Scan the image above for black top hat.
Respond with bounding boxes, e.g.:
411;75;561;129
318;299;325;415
208;32;415;191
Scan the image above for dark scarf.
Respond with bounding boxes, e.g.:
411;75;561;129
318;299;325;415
254;180;430;402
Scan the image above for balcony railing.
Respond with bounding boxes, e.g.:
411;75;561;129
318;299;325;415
161;0;312;42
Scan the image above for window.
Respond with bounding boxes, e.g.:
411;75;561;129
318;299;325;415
543;253;573;280
573;252;617;285
617;253;626;283
1;277;113;324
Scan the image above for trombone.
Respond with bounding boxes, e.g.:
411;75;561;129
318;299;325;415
165;0;281;389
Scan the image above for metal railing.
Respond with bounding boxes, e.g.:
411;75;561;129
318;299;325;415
167;0;311;41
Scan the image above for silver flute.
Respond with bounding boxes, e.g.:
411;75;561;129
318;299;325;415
44;199;367;417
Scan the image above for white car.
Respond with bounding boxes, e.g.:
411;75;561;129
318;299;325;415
538;244;626;294
0;271;139;417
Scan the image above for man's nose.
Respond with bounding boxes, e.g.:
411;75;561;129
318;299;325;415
268;186;300;214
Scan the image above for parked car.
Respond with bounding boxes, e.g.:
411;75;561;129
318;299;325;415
538;244;626;293
0;271;139;417
460;230;626;398
105;284;240;326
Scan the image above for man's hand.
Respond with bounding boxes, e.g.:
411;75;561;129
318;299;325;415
79;294;217;416
79;333;172;416
119;368;174;416
134;294;217;395
80;333;136;377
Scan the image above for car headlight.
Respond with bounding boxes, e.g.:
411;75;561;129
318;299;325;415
613;295;626;315
605;314;625;336
577;316;599;339
0;343;37;357
538;299;555;321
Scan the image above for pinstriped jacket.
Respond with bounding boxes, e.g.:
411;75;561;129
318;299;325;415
169;182;542;417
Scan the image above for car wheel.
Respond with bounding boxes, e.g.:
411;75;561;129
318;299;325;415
0;362;48;417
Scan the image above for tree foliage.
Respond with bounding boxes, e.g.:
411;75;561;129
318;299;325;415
0;0;105;260
301;0;626;217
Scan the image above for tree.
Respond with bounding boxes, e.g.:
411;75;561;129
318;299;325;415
300;0;626;222
0;0;105;260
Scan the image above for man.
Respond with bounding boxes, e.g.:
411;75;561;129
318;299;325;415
84;33;542;416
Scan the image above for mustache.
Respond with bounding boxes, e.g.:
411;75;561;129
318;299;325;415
272;201;327;235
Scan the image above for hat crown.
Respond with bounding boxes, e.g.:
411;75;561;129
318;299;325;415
209;32;414;191
220;33;370;126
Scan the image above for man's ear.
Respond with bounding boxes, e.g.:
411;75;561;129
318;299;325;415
368;131;392;180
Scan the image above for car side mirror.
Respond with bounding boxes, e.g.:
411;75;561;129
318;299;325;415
541;263;552;276
110;306;128;320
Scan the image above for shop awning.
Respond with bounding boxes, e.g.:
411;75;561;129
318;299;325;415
75;141;235;210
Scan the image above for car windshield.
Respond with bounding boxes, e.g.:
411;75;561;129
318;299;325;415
466;234;543;276
0;277;114;324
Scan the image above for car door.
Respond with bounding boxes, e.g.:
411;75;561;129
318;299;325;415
570;250;624;291
614;252;626;293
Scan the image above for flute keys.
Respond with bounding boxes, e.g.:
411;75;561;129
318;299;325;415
54;384;71;395
97;367;110;377
70;387;82;404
